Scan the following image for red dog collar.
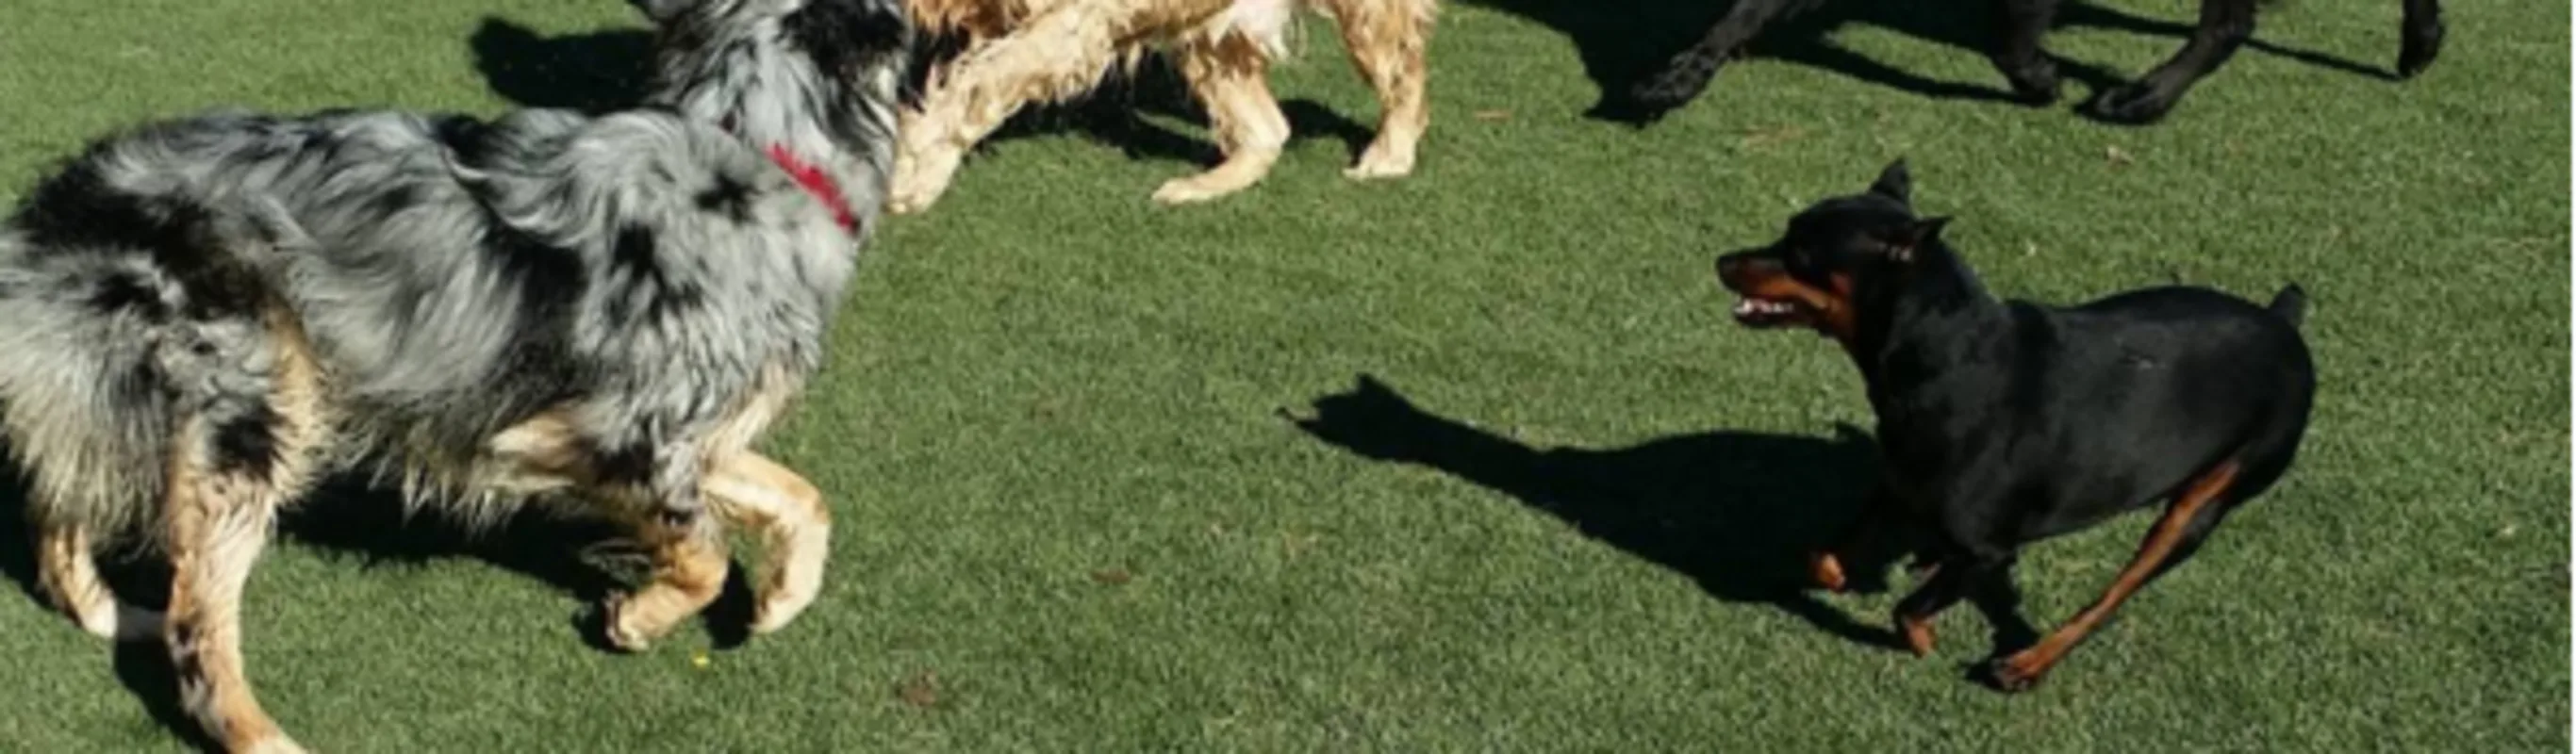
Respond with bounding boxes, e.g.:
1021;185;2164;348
763;143;857;235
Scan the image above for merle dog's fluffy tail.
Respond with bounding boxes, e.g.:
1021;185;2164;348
2267;284;2307;329
0;192;309;545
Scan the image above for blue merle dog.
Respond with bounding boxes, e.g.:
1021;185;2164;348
0;0;906;748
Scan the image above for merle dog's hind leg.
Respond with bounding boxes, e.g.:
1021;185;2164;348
157;305;330;754
36;521;161;641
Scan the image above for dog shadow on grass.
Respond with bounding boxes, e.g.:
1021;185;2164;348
465;17;1377;172
0;439;756;749
1463;0;2393;123
1288;374;2008;651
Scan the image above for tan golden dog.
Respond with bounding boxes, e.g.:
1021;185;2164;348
891;0;1436;211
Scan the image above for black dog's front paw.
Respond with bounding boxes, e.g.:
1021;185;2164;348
2397;23;2444;79
2082;83;2178;125
1588;96;1673;127
1979;650;2052;693
1598;60;1720;125
1993;58;2062;106
1627;72;1704;114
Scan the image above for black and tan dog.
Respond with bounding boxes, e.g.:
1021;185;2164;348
1715;160;2316;690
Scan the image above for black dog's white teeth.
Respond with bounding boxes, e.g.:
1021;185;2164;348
1733;299;1793;316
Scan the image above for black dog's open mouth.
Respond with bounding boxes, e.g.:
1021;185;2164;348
1730;295;1806;328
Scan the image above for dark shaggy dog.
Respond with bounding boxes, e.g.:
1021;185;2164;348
0;0;906;748
1623;0;2444;123
1714;161;2316;690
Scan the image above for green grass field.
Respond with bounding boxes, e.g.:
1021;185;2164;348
0;0;2567;749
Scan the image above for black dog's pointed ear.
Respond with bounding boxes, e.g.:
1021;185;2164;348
1868;158;1912;204
1877;216;1950;263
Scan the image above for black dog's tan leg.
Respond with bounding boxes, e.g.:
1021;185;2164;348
1325;0;1436;180
702;452;830;634
603;512;732;651
1890;554;1993;658
1811;482;1903;592
1153;31;1293;205
1987;462;2242;690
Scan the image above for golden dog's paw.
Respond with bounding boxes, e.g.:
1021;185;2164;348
1150;175;1240;205
1344;146;1415;180
749;591;817;635
239;733;310;754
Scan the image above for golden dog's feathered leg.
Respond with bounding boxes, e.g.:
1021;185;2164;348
1153;25;1293;204
890;3;1140;213
1323;0;1435;180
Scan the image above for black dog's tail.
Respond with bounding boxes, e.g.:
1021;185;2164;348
2267;284;2307;329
